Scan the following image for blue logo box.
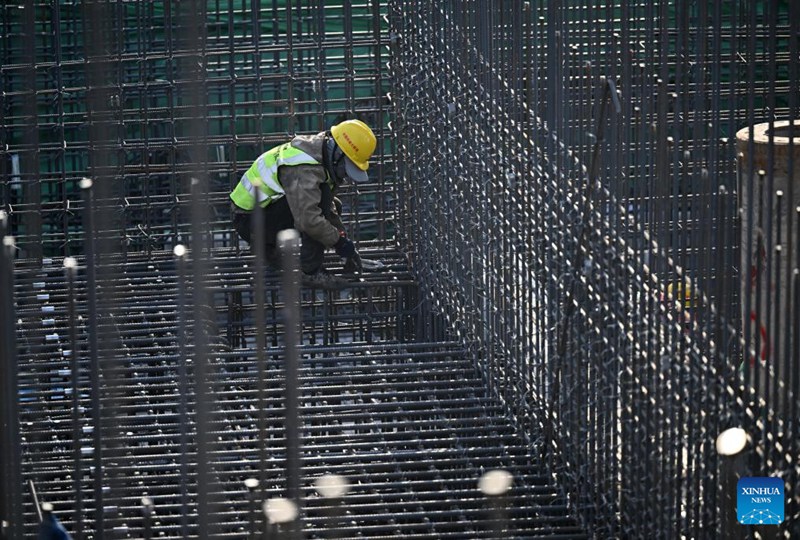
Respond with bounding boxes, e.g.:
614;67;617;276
737;477;784;525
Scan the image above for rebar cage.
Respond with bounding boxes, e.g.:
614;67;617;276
1;0;799;539
390;0;798;537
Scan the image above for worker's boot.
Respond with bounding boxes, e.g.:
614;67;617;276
301;268;348;290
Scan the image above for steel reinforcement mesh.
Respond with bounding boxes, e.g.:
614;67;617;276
0;0;394;259
1;0;800;539
1;1;590;539
390;0;799;538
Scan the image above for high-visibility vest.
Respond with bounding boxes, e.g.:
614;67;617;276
230;143;322;210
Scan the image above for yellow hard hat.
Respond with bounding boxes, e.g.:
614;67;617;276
331;119;376;173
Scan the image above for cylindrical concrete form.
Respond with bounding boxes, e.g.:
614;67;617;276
737;120;800;415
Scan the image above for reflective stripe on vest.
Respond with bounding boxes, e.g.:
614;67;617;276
230;143;321;210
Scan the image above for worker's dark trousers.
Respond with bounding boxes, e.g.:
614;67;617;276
232;198;326;274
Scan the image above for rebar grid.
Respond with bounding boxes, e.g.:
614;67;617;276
390;0;798;537
6;247;587;539
2;3;589;538
2;0;800;538
0;0;394;258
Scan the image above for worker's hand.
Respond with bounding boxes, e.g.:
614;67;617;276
334;233;356;259
343;251;363;274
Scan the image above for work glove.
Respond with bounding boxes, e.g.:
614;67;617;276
334;232;356;259
343;250;363;274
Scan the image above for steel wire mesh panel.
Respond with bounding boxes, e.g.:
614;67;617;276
389;0;799;537
1;235;587;540
0;1;426;538
3;0;800;538
0;0;394;258
1;2;587;539
3;249;432;538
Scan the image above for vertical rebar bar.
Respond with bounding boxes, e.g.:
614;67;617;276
479;469;512;540
20;0;41;260
0;211;6;537
315;474;349;540
64;256;83;540
1;225;23;539
80;177;103;539
191;177;212;538
245;478;259;540
253;200;269;502
174;244;190;538
278;229;302;539
141;497;153;540
789;4;800;525
182;0;212;530
0;210;6;534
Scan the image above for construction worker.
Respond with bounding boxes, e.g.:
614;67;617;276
230;119;376;289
